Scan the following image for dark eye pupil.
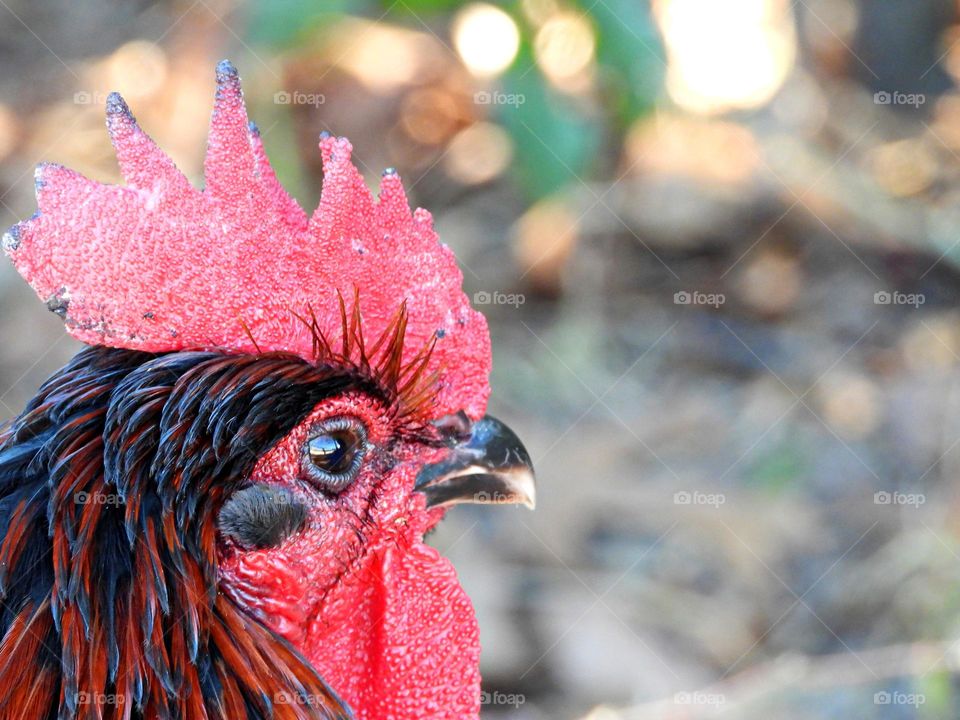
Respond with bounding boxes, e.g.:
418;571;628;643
301;419;367;492
308;432;355;474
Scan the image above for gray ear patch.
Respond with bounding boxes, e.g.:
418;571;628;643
217;484;309;550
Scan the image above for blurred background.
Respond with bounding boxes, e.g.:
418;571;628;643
3;0;960;717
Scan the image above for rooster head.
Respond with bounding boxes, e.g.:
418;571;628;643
0;61;534;719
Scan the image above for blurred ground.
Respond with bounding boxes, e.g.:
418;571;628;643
4;1;960;718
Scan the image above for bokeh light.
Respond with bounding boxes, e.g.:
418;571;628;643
513;196;579;294
521;0;560;27
817;372;881;441
867;139;937;197
655;0;796;114
534;11;596;90
105;40;168;100
332;19;424;91
443;122;513;185
453;3;521;78
624;114;760;185
400;88;466;145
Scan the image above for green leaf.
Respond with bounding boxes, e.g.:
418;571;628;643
590;0;665;126
745;441;807;494
918;671;952;719
498;50;602;200
381;0;467;13
247;0;373;47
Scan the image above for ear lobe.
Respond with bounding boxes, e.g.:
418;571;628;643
217;484;309;550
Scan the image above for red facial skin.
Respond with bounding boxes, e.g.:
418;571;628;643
217;391;482;720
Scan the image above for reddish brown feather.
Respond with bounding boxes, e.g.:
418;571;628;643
0;348;352;719
0;601;57;719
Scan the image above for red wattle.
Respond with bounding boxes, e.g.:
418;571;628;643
305;540;481;719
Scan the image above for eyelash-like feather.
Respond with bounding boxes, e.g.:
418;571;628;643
286;289;440;432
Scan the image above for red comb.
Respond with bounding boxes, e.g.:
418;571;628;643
3;61;490;418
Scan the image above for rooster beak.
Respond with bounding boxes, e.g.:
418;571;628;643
415;415;536;510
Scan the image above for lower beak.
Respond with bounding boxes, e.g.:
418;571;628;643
414;415;536;510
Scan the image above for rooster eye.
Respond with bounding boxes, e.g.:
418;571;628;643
301;417;367;492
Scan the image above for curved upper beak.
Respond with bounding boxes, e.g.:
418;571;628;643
414;415;536;510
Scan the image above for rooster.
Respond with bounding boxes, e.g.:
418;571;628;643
0;60;534;720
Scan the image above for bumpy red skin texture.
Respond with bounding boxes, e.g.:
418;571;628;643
218;392;482;719
307;539;481;720
3;62;490;420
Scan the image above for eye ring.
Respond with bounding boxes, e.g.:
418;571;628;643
300;416;368;493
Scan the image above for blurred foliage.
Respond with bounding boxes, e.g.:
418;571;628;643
745;440;808;495
919;671;952;719
498;50;602;200
247;0;366;47
246;0;664;200
591;0;663;126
